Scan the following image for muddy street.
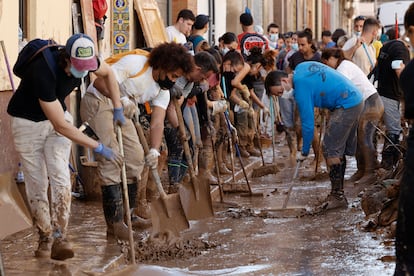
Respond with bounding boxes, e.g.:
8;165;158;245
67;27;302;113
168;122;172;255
0;139;396;275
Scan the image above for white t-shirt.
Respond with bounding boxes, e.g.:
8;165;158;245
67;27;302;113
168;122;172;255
342;36;376;75
87;54;170;110
336;60;377;101
165;25;187;44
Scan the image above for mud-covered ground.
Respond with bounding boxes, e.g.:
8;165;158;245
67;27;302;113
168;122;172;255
0;136;397;275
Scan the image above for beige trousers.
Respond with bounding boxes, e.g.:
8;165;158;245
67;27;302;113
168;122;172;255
80;93;144;185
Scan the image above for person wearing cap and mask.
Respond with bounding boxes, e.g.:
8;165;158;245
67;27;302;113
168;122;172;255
80;42;195;240
188;14;210;53
7;33;121;261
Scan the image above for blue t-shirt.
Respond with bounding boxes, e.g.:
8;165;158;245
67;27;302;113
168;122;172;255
293;61;363;155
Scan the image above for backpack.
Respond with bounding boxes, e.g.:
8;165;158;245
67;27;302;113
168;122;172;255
13;39;62;79
105;48;150;78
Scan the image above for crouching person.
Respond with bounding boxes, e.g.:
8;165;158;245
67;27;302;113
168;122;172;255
265;62;363;211
80;42;194;240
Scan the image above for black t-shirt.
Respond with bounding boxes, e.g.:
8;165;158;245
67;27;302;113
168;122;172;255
7;50;81;122
288;51;321;71
377;40;410;101
400;58;414;119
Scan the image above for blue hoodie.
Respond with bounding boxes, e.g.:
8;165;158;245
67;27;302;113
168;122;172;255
293;61;363;155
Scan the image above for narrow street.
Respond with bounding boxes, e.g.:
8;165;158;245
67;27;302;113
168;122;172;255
0;134;396;275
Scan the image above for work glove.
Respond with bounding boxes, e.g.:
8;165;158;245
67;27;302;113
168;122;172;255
296;151;308;162
94;143;117;161
239;85;251;99
120;96;138;119
113;107;126;126
238;100;249;110
145;148;160;169
212;99;228;115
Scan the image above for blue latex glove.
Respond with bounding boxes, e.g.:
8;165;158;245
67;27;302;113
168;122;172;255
94;143;116;160
113;107;126;126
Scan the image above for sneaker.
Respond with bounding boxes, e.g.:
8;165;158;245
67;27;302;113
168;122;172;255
34;237;52;258
320;194;348;210
51;238;74;261
354;173;377;186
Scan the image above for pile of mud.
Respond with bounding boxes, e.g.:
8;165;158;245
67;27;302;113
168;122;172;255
121;234;219;263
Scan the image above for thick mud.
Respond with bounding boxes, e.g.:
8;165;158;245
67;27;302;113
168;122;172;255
0;137;397;275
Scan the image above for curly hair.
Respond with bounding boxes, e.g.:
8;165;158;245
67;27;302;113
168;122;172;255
149;42;195;75
261;49;278;71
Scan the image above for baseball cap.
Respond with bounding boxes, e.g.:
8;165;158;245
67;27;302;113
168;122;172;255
194;14;209;30
66;33;98;71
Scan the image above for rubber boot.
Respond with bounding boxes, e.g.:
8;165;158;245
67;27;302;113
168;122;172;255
216;143;232;175
321;163;348;210
355;147;378;186
199;144;218;184
381;133;400;170
221;141;233;171
348;148;364;182
101;184;130;241
136;179;151;219
246;144;261;157
127;183;151;229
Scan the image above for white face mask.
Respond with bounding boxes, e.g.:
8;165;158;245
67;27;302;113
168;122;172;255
291;43;299;51
355;31;362;37
270;33;279;42
220;47;230;55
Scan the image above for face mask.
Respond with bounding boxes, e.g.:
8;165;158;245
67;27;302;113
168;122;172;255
291;43;299;51
157;75;175;90
220;47;230;55
70;65;88;78
270;33;279;42
355;31;361;37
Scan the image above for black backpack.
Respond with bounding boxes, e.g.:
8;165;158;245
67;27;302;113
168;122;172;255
13;39;62;79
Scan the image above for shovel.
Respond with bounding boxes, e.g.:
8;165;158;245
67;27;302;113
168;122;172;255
260;160;308;217
116;126;136;264
133;116;189;236
173;99;214;220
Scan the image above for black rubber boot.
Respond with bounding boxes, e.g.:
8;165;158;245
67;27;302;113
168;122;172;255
322;163;348;210
101;184;130;241
381;133;400;170
127;183;151;229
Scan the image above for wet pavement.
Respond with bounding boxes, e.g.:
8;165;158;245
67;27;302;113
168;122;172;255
0;135;396;275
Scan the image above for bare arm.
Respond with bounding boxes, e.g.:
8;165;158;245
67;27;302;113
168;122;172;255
248;87;265;109
149;105;166;150
231;62;250;90
91;61;122;109
39;99;100;149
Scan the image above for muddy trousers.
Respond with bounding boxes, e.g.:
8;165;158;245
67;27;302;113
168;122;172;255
11;114;73;240
395;128;414;275
164;125;188;184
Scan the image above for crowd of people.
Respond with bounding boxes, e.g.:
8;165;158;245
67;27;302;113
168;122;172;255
7;4;414;274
